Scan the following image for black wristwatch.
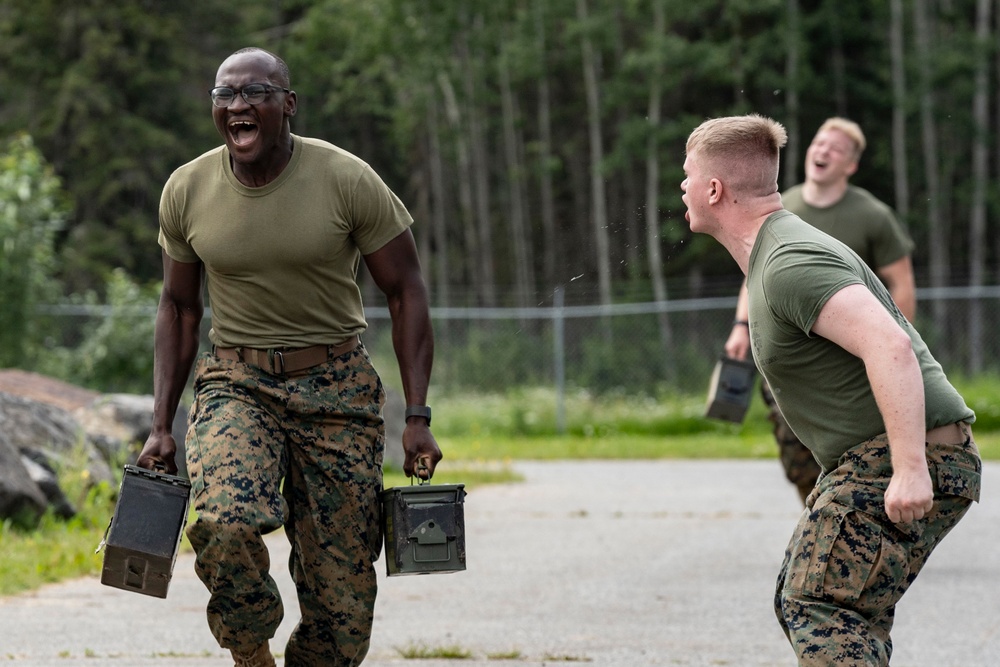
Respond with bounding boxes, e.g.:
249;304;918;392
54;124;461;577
404;405;432;425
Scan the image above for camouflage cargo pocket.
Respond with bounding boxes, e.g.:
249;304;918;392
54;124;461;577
934;463;980;502
785;500;888;607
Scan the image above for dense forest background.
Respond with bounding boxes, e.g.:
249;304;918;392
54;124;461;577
1;0;999;391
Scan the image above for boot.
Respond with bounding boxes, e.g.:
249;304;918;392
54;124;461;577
231;642;276;667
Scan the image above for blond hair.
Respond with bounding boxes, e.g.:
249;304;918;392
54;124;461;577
686;114;788;197
816;117;866;160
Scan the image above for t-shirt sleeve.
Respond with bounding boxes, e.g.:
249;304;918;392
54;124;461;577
762;243;864;335
350;165;414;255
157;177;201;263
870;204;915;268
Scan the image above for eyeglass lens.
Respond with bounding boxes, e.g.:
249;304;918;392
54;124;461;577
211;84;271;107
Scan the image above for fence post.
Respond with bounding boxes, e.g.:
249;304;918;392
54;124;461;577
554;285;566;434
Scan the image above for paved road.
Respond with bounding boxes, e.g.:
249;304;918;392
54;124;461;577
1;460;998;666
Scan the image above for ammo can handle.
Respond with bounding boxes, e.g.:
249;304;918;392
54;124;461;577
413;459;432;486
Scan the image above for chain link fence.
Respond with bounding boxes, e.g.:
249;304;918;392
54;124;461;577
36;285;1000;402
361;285;1000;397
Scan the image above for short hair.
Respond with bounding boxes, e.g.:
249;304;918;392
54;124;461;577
686;114;788;198
815;117;866;160
230;47;291;88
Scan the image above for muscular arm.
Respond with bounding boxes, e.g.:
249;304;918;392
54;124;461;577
364;229;442;478
876;255;917;322
811;283;932;523
136;252;204;474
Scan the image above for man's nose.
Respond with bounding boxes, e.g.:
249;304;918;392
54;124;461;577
228;92;251;110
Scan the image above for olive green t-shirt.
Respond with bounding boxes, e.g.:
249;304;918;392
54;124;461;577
747;210;974;472
782;184;914;271
158;134;412;348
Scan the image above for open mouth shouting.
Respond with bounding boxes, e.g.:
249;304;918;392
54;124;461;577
228;119;259;148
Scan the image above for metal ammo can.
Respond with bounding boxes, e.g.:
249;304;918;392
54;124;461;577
704;355;758;423
98;464;191;598
381;480;466;576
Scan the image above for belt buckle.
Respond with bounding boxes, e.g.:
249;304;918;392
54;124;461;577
268;349;286;375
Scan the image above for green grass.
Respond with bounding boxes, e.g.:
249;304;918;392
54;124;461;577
395;643;473;659
383;461;522;489
436;427;1000;462
437;432;776;461
0;468;117;596
428;381;1000;462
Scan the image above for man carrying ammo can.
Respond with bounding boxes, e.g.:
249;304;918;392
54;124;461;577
137;47;442;667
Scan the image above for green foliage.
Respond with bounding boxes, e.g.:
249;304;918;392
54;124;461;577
0;0;995;306
0;447;118;597
950;375;1000;432
0;0;279;292
36;269;159;394
0;133;69;367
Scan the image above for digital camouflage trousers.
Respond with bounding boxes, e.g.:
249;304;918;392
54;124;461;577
184;345;385;667
761;379;822;505
774;427;981;666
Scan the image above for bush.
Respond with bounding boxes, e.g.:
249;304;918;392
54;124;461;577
36;269;159;394
0;133;69;367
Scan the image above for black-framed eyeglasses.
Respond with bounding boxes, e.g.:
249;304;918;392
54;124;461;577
210;83;290;108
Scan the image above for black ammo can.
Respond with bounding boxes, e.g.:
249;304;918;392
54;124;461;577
381;482;466;576
99;465;191;598
704;355;758;423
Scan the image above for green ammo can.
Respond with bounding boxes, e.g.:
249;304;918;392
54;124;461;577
381;480;466;576
704;355;758;424
98;464;191;598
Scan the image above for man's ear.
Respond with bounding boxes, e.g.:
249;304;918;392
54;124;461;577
708;178;723;205
285;90;298;118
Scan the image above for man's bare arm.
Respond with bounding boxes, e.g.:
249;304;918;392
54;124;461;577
364;229;442;478
811;283;931;523
136;252;204;474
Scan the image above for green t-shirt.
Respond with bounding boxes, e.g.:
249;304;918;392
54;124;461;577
781;184;914;271
747;210;973;472
159;134;412;348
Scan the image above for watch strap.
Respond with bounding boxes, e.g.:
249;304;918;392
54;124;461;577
404;405;432;425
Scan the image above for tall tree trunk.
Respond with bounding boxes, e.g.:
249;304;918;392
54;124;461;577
730;31;746;108
412;139;432;291
613;6;641;274
996;0;1000;284
437;72;479;305
783;0;801;189
426;95;450;309
645;0;674;376
914;0;947;328
889;0;911;222
828;0;848;115
534;0;557;292
968;0;992;372
460;16;496;307
576;0;612;310
498;39;534;312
